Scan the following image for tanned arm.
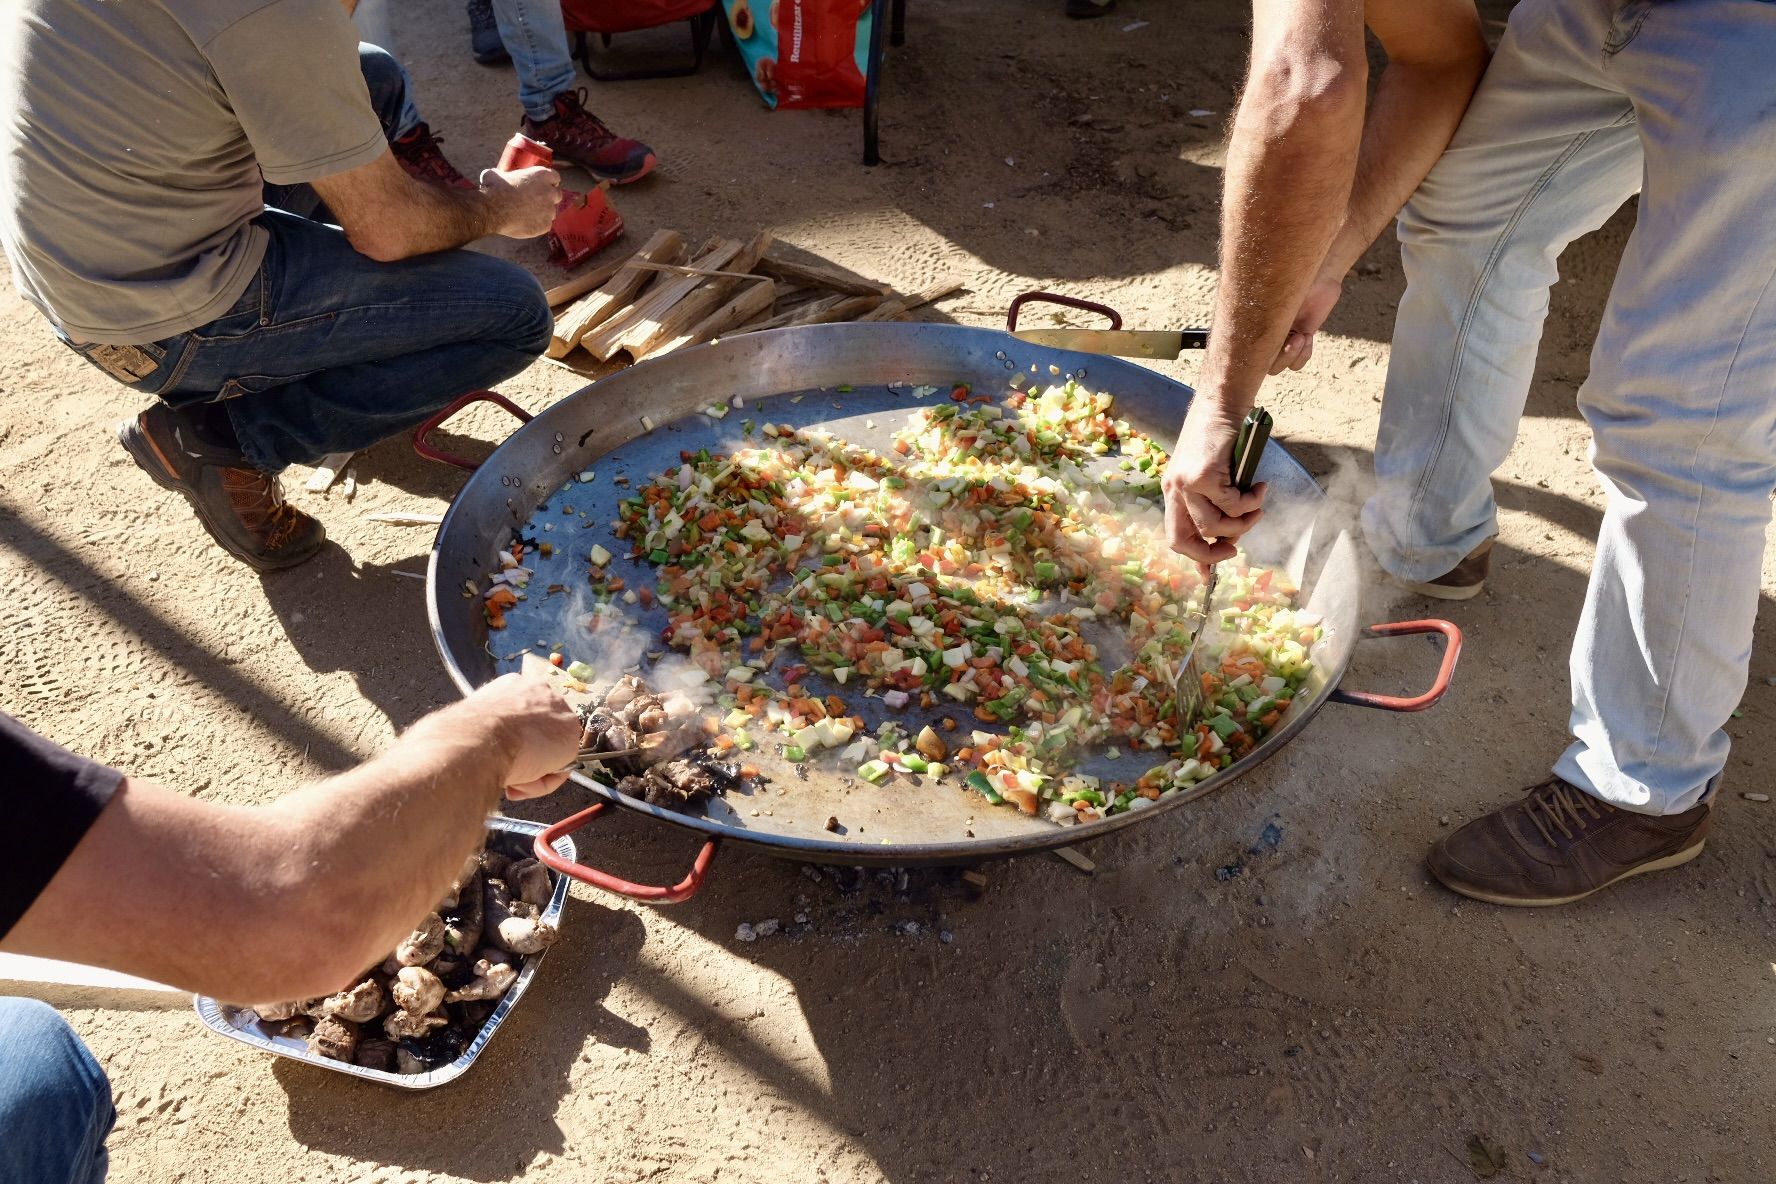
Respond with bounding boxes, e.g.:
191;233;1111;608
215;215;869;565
1162;0;1488;563
311;149;560;263
1;675;580;1003
1270;0;1489;373
1162;0;1370;562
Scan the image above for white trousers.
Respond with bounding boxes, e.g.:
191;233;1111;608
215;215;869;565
1363;0;1776;814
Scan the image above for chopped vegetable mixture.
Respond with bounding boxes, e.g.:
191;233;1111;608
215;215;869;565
492;382;1323;825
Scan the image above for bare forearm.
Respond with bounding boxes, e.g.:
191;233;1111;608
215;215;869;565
267;707;515;970
5;713;513;1000
359;181;509;261
1201;73;1366;409
1314;56;1488;285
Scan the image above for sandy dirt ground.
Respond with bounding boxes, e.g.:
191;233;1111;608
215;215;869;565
3;0;1774;1180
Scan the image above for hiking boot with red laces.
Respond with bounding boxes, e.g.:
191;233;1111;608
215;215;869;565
1429;777;1711;907
117;404;326;571
521;89;657;184
391;123;475;190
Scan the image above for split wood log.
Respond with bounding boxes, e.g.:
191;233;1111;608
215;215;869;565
897;279;965;310
542;253;628;308
614;231;774;362
625;260;766;282
755;254;892;298
547;229;684;358
641;277;778;359
735;292;883;334
856;299;909;322
304;452;354;493
579;237;744;362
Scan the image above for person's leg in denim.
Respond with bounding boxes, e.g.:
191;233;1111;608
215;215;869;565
1366;0;1776;816
107;208;549;471
489;0;577;121
0;998;114;1184
487;0;658;183
1362;0;1642;584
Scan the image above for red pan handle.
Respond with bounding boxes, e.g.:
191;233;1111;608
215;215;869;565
412;390;534;471
1327;619;1463;712
1006;291;1124;333
532;802;720;904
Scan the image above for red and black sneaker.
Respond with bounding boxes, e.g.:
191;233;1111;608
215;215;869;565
391;123;475;190
520;89;657;185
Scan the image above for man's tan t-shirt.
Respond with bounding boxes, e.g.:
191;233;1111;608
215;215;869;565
0;0;387;344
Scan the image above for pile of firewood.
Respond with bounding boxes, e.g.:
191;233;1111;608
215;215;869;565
541;230;961;367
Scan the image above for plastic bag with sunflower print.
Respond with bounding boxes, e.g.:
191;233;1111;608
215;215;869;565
721;0;874;109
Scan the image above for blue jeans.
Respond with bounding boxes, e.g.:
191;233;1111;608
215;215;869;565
1363;0;1776;814
492;0;578;120
74;44;551;472
0;999;113;1184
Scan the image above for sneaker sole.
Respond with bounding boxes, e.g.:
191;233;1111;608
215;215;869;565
116;417;319;573
1407;578;1485;601
584;152;657;186
1431;837;1707;908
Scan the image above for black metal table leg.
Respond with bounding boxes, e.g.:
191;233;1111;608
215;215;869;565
863;0;886;165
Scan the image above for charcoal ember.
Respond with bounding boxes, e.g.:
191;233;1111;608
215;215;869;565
354;1037;397;1072
478;849;512;881
251;1000;301;1023
615;774;650;799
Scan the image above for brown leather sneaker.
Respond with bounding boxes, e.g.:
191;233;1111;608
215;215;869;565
1407;536;1493;600
1429;777;1711;906
116;404;325;571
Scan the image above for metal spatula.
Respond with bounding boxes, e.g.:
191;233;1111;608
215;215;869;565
1172;407;1273;734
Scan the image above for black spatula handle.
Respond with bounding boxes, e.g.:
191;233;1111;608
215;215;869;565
1231;407;1272;493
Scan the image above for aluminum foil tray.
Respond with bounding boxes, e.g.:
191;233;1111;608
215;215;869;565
193;816;572;1090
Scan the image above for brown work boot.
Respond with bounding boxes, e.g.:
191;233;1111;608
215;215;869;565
1407;536;1493;600
391;122;475;190
1429;777;1711;907
116;403;325;571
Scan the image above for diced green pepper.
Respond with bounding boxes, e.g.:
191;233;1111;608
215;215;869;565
784;745;807;763
965;770;1004;805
